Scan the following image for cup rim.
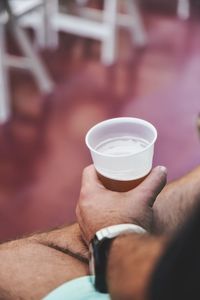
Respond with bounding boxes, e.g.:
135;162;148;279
85;117;158;158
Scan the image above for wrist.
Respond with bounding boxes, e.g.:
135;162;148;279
89;223;147;293
107;234;167;299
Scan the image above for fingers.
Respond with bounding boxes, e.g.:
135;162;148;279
81;165;104;191
132;166;167;207
81;165;167;208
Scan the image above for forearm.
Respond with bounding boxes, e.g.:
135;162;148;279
27;223;89;262
0;223;89;300
153;166;200;234
107;234;167;300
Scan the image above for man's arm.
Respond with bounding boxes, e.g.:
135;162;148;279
27;223;89;262
76;165;167;298
107;234;167;300
0;223;89;300
76;165;167;242
153;165;200;234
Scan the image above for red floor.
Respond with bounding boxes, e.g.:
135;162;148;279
0;11;200;241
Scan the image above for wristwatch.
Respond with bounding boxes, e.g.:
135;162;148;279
89;224;147;293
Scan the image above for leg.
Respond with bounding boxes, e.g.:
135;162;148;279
177;0;190;20
0;224;89;300
9;18;54;93
41;0;59;49
125;0;147;47
101;0;118;65
0;23;10;123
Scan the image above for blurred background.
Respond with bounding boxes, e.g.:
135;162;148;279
0;0;200;241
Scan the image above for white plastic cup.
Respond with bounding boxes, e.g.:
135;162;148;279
85;117;157;191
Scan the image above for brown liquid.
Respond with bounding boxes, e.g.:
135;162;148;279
97;172;149;192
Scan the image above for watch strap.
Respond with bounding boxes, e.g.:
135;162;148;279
90;224;147;293
92;236;113;293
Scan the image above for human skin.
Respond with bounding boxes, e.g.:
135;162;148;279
0;165;166;300
0;223;89;300
107;234;168;300
153;165;200;234
76;165;168;299
1;164;200;299
76;165;167;243
109;170;200;300
76;165;200;299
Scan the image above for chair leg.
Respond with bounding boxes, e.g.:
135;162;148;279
101;0;118;65
11;21;54;94
42;0;59;49
0;23;10;123
34;9;46;49
126;0;147;47
177;0;190;20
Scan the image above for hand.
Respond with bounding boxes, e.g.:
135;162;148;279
76;165;167;243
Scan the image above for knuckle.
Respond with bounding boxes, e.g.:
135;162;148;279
82;167;88;178
79;186;89;201
75;205;80;219
83;165;92;176
79;188;93;209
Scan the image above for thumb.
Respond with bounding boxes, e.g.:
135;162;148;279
131;166;167;207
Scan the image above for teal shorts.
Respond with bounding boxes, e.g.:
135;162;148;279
43;276;110;300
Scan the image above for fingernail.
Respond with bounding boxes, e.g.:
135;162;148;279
157;166;167;174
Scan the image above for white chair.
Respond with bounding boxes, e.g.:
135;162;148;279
0;0;55;123
17;0;59;49
177;0;190;20
51;0;147;65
